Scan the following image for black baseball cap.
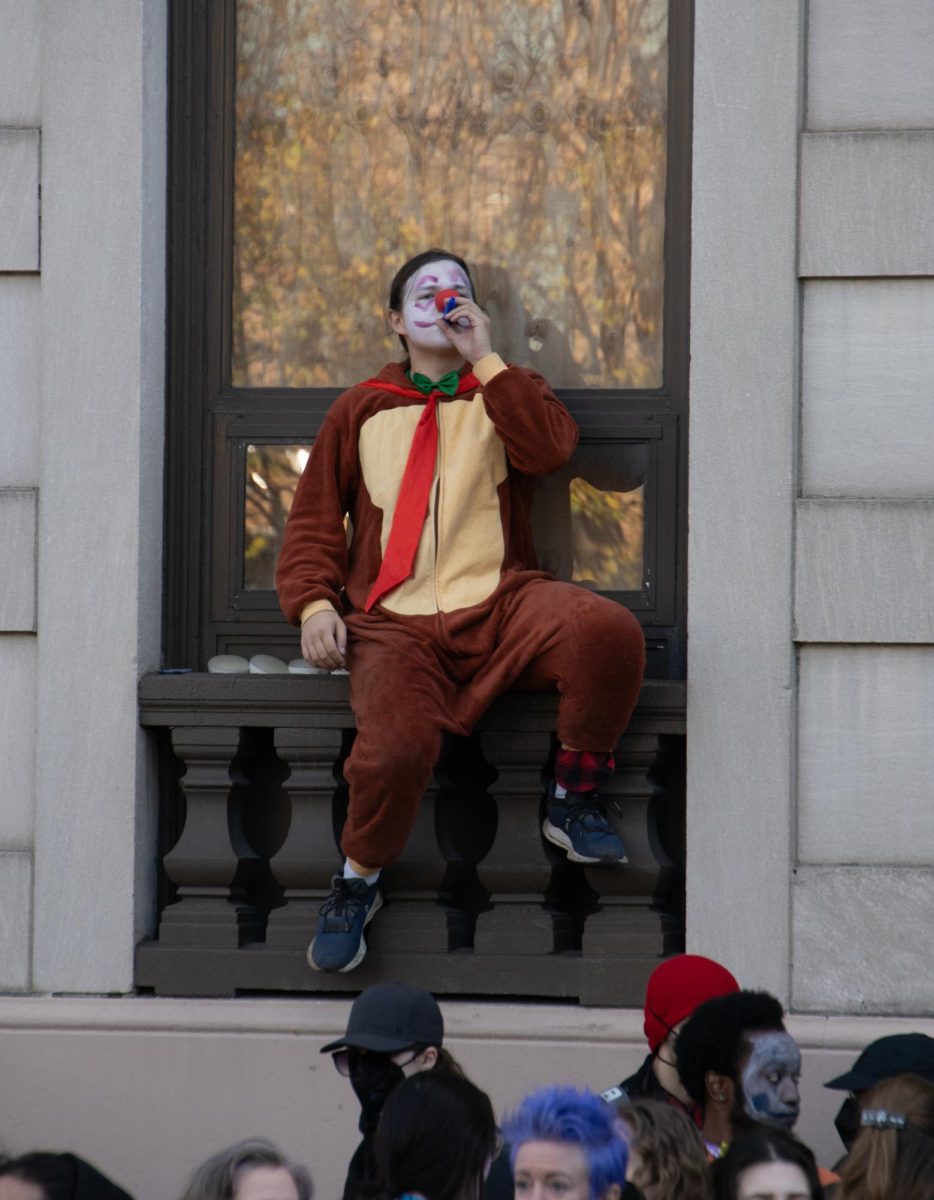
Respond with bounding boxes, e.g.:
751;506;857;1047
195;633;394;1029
320;982;444;1054
824;1033;934;1091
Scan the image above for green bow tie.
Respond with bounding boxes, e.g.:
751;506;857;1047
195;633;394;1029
407;370;461;396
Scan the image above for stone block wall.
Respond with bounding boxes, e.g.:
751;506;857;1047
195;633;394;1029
689;0;934;1012
3;0;930;1016
0;0;166;996
0;0;41;992
792;0;934;1012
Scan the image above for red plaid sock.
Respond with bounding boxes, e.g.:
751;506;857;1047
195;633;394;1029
554;749;615;795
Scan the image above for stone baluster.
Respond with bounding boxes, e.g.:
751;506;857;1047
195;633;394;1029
578;731;679;1005
432;733;498;951
159;726;265;947
473;729;558;955
265;727;346;949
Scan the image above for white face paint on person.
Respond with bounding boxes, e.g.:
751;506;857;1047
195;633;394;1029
740;1031;802;1130
391;258;474;355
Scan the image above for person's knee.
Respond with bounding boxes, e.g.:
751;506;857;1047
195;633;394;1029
381;735;439;783
348;722;441;787
575;597;645;672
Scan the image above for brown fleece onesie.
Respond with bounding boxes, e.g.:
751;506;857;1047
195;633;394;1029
276;352;645;867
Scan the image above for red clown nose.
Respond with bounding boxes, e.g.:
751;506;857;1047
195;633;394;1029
435;288;460;317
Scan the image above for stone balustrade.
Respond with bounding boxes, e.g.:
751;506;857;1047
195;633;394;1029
136;673;685;1004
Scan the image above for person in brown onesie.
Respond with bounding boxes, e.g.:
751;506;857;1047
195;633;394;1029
276;249;646;973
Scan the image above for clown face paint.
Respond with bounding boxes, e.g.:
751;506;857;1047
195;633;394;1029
391;258;473;355
741;1031;802;1130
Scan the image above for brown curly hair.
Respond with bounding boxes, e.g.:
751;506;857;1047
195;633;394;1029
617;1100;711;1200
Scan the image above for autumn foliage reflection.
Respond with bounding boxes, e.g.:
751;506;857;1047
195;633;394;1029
233;0;668;390
570;479;644;590
244;444;308;589
245;443;645;592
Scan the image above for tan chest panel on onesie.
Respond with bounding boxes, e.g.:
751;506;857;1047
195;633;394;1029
358;394;508;614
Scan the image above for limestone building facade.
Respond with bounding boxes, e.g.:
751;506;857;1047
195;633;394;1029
1;3;932;1197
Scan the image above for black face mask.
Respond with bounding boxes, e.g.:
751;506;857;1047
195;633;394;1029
834;1095;861;1151
349;1054;407;1132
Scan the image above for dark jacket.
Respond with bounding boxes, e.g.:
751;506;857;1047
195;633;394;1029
602;1052;699;1124
342;1134;378;1200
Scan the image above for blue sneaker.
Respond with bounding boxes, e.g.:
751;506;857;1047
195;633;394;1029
542;785;627;864
308;874;383;972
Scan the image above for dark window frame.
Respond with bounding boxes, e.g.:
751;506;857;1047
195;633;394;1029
163;0;692;678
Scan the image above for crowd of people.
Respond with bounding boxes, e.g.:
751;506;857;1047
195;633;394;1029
2;959;933;1200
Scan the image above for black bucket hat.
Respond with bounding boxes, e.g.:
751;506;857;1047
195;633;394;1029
321;982;444;1054
824;1033;934;1091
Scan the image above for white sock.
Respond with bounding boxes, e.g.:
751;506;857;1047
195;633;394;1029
554;783;568;799
343;860;381;886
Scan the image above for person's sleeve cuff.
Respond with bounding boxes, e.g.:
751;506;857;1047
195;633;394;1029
300;599;336;625
472;352;508;385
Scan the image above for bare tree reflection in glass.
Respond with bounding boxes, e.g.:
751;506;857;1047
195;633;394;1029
233;0;668;390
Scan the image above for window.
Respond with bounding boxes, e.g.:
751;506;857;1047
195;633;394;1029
164;0;690;677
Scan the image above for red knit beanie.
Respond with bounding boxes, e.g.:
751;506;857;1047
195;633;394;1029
643;955;740;1052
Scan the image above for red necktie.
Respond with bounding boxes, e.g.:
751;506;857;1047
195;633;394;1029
364;394;440;612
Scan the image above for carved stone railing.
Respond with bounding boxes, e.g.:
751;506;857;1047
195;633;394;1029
136;673;685;1004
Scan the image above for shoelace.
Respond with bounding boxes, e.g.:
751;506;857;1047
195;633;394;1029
564;799;615;833
563;792;623;826
320;878;369;929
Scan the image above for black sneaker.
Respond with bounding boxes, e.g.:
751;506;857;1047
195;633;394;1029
308;874;383;972
543;784;627;864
